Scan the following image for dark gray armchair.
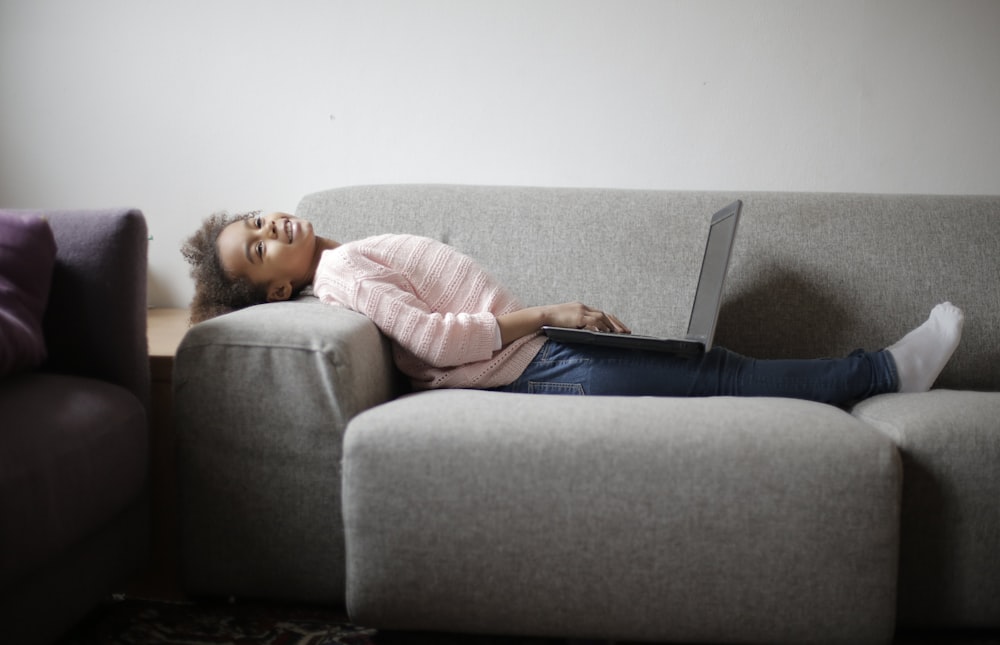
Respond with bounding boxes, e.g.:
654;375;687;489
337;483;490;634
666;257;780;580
0;208;150;645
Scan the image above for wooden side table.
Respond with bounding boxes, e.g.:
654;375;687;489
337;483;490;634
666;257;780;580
133;307;191;599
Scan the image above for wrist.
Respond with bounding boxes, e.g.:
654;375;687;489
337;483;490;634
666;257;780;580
537;305;553;328
497;307;547;346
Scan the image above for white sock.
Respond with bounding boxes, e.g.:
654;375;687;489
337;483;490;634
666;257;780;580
888;302;964;393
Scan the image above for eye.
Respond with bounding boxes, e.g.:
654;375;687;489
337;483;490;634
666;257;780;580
255;241;264;259
253;215;262;228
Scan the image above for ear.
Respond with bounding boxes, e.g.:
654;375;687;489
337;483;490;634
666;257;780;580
266;280;293;302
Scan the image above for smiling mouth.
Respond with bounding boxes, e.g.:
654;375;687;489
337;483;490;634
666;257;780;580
284;219;293;243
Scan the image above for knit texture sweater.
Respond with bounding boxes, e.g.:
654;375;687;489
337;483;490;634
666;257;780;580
313;234;546;390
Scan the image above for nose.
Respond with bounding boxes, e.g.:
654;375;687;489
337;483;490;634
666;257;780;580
257;217;278;240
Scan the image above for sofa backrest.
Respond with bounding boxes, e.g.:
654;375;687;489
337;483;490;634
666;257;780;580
43;209;150;409
297;185;1000;391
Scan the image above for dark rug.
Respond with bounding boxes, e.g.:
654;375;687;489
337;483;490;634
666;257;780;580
58;595;1000;645
59;596;376;645
58;596;590;645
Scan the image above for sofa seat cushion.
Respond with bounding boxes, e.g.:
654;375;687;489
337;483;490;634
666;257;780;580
343;390;902;644
0;373;148;587
853;390;1000;629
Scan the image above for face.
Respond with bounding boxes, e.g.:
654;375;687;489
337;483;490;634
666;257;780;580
217;211;319;302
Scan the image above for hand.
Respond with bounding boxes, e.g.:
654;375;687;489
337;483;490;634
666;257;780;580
496;302;631;346
543;302;631;334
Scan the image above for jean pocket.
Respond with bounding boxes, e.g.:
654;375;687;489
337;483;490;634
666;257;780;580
527;381;586;396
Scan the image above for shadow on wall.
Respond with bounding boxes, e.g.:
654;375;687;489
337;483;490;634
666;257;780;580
715;265;858;360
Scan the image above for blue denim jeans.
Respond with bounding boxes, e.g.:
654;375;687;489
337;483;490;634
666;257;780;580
494;340;898;406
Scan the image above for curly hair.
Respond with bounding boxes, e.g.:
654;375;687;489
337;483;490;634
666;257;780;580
181;211;269;324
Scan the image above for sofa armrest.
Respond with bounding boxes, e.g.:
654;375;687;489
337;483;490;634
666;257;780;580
174;298;398;601
174;298;399;431
40;209;149;409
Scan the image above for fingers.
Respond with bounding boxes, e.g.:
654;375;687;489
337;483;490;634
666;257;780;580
608;312;632;335
577;304;630;334
546;302;630;333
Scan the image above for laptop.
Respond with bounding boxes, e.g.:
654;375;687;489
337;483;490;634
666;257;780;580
541;200;742;358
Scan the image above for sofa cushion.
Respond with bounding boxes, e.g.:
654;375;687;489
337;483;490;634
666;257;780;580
853;390;1000;628
297;187;1000;391
0;373;148;587
0;213;57;378
343;390;902;644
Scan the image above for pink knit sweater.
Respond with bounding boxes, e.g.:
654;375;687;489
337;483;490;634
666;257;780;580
312;234;546;390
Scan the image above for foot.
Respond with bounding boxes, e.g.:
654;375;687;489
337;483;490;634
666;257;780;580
888;302;964;393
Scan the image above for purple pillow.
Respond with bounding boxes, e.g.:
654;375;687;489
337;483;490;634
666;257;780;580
0;213;57;377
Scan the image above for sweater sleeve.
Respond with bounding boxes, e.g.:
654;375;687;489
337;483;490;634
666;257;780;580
352;273;500;368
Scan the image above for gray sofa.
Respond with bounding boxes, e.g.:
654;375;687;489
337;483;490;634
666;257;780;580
175;186;1000;644
0;209;150;645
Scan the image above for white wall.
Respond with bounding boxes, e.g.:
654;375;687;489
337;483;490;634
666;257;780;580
2;0;999;307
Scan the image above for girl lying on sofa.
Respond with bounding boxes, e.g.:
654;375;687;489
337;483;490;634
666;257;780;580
181;210;964;406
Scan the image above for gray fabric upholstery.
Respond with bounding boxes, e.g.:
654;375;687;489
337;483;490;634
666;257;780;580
853;390;1000;628
297;186;1000;390
173;185;1000;640
343;390;901;644
175;299;396;601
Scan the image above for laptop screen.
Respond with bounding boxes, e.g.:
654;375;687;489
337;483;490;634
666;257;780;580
685;201;742;347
